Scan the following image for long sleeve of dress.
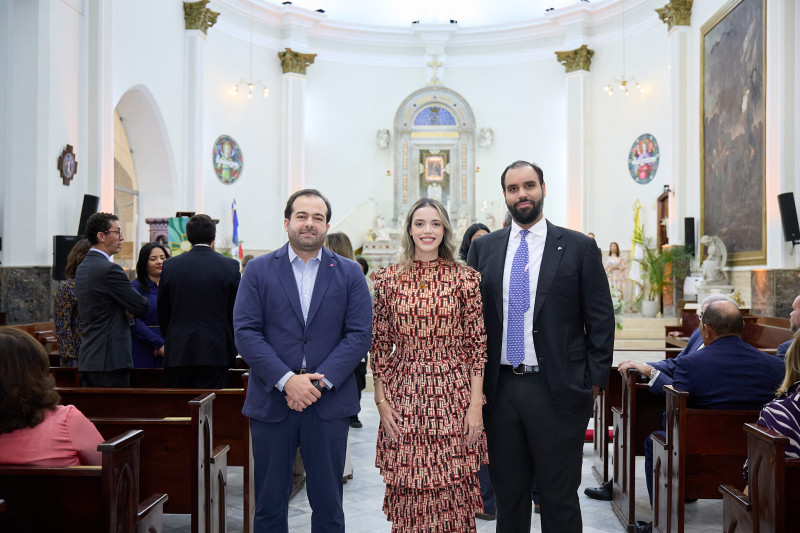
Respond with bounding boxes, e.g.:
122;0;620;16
370;268;394;381
459;268;487;377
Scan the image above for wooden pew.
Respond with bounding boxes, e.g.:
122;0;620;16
651;386;759;533
90;392;229;533
720;423;800;533
57;386;254;532
610;368;665;532
9;321;59;365
742;316;793;353
50;366;247;388
0;430;168;533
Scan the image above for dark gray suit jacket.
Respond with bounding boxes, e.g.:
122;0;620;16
75;250;149;372
158;246;241;368
467;221;615;416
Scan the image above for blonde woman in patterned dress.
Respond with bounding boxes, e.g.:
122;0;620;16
372;197;488;532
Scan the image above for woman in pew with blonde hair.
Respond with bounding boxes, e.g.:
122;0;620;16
0;327;103;466
756;329;800;457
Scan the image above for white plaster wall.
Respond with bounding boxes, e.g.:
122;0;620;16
585;14;671;252
448;59;568;228
112;0;186;219
203;29;285;251
0;1;9;259
49;0;86;242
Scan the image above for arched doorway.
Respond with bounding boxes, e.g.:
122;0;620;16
393;86;476;232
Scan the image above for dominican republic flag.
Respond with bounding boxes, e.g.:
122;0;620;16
232;199;243;260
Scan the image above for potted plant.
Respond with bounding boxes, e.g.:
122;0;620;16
638;240;692;318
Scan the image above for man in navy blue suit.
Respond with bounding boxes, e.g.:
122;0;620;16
776;294;800;358
585;293;736;501
634;300;784;533
233;189;372;532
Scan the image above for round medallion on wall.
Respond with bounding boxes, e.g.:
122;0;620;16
57;144;78;186
212;135;243;184
627;133;660;185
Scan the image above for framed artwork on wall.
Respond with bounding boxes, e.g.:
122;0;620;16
213;135;243;184
700;0;766;266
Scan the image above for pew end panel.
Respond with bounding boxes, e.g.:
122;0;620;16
0;430;167;533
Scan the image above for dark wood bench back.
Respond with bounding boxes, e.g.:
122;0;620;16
0;430;166;533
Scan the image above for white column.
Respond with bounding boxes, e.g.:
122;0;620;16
564;71;588;231
86;0;114;213
666;25;690;248
184;29;207;212
281;73;307;197
3;0;52;265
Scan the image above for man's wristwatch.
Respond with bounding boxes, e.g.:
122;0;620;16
310;379;324;392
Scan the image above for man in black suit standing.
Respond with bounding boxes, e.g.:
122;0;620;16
467;160;615;532
158;214;241;388
75;212;149;387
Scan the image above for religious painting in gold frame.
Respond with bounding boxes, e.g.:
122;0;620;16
425;155;444;182
700;0;766;266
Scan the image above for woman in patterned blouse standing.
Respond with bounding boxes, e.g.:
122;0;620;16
371;197;488;531
53;239;91;367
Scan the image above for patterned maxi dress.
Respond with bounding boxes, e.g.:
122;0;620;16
372;258;488;532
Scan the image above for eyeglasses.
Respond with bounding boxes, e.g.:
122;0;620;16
105;229;123;237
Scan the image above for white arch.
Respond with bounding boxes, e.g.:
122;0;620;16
115;85;178;248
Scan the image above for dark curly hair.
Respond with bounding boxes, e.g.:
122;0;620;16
0;327;60;434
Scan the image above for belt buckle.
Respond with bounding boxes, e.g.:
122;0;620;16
298;368;308;375
512;365;524;375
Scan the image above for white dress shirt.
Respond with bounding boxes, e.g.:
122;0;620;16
501;218;547;367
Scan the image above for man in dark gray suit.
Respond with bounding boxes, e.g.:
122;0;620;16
75;212;149;387
158;214;240;388
467;160;615;532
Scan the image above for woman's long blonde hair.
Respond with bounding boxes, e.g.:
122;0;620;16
777;329;800;396
397;197;458;272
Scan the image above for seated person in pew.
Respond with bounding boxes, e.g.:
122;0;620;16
0;328;103;466
744;328;800;487
634;301;785;533
585;293;737;501
776;294;800;358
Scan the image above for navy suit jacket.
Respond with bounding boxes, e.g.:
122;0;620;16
777;339;792;358
233;244;372;422
672;335;784;410
467;221;615;416
647;327;703;396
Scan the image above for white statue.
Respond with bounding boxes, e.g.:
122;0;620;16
426;182;442;201
376;129;390;148
479;127;494;148
373;214;390;241
700;235;727;283
485;213;497;231
456;212;470;237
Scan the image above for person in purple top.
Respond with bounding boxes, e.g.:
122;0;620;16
130;242;169;368
756;329;800;461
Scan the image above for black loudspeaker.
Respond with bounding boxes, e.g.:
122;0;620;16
684;217;695;256
77;194;100;237
53;235;82;281
778;192;800;243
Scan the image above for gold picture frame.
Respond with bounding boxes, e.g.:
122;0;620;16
424;155;444;182
699;0;766;266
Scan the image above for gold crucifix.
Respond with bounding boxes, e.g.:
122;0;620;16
427;56;442;85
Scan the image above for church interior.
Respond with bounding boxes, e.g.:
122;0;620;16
1;0;800;531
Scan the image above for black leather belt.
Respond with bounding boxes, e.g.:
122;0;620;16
501;364;540;375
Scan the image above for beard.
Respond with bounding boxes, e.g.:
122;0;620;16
506;196;544;226
287;227;326;253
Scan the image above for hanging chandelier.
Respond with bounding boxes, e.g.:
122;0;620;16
232;6;268;99
604;0;643;97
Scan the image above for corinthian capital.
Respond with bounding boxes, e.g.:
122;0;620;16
555;44;595;73
278;48;317;75
184;0;219;35
656;0;693;31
